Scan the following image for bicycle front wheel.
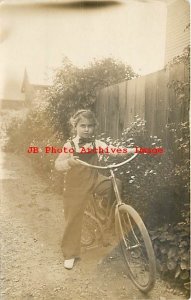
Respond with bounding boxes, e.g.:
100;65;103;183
115;204;156;292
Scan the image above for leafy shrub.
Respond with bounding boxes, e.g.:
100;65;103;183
166;121;190;196
4;105;63;170
151;208;190;291
45;57;137;138
97;116;187;227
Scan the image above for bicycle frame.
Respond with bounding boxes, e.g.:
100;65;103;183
76;152;138;206
77;153;138;232
109;169;122;205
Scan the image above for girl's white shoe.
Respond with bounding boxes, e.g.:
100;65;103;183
64;258;75;270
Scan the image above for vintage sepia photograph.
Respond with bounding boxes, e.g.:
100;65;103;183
0;0;190;299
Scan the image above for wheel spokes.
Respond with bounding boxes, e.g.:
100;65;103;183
120;213;150;286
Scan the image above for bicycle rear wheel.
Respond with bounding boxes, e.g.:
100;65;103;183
115;204;156;292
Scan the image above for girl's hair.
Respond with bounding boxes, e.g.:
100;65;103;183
69;109;98;128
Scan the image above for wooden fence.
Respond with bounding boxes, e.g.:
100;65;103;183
95;62;189;144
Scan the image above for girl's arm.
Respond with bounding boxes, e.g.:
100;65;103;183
55;142;73;171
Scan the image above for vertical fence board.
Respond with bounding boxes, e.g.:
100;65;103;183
107;84;119;139
145;72;157;136
124;79;136;128
118;81;127;134
134;76;145;120
155;69;169;140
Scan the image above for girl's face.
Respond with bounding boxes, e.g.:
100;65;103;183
76;117;95;138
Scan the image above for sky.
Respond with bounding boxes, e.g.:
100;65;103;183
0;0;167;100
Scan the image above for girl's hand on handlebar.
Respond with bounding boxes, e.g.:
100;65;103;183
127;147;136;154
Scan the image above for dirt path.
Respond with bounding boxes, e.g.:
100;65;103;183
0;152;186;300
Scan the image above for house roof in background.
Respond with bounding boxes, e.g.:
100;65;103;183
23;68;53;86
21;68;53;92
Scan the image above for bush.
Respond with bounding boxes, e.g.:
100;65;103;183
97;116;188;227
151;208;190;292
45;57;137;138
4;106;63;170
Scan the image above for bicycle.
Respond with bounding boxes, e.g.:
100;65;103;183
77;153;156;293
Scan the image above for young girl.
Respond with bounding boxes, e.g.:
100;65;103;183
55;109;134;269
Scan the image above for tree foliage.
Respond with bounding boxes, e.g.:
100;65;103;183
45;57;137;138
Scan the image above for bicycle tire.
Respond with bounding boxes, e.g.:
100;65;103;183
81;211;103;248
115;204;156;292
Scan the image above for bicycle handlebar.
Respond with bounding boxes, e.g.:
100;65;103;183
76;153;138;169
